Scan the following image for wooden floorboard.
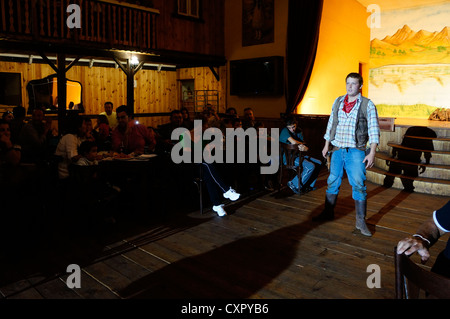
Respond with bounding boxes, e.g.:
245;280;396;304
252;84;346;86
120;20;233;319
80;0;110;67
0;169;448;301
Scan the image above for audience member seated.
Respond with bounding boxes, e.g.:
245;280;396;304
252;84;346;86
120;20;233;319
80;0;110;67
0;119;21;167
19;107;53;164
0;119;23;239
181;107;194;130
2;110;14;124
111;105;156;154
83;117;97;143
95;114;112;152
72;140;119;224
225;107;238;118
181;118;240;216
10;106;26;145
219;108;239;135
76;140;101;166
232;118;243;129
221;117;233;135
100;101;118;130
156;110;184;152
54;115;86;181
279;115;322;194
202;105;221;128
242;107;256;129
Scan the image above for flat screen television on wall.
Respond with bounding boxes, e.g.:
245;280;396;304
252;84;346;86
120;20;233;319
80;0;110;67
230;56;284;96
0;72;22;106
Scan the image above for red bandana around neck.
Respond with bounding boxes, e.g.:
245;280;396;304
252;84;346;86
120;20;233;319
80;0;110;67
343;95;357;113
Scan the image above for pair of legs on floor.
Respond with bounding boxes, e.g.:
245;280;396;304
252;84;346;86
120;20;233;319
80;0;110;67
198;162;240;216
288;155;322;194
313;148;372;236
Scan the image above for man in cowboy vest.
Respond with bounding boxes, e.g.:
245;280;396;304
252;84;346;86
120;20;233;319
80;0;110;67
313;73;380;237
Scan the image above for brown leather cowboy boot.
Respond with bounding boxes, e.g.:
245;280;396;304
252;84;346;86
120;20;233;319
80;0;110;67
312;193;337;221
355;199;372;236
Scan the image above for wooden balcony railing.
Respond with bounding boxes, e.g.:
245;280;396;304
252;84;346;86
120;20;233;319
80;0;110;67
0;0;158;52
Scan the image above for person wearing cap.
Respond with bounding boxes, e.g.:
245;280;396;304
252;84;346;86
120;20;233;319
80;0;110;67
397;201;450;278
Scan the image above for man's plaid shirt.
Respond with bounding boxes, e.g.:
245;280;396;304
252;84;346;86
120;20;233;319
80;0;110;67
324;94;380;148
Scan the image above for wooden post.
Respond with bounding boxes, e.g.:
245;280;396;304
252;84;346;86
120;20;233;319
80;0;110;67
126;59;134;117
114;56;144;117
57;53;67;133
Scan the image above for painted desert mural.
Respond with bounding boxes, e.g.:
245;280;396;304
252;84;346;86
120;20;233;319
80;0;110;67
368;3;450;119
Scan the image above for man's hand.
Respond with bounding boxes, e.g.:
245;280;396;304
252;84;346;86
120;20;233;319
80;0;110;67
363;151;375;169
397;237;430;264
322;143;329;158
363;144;378;169
298;144;308;152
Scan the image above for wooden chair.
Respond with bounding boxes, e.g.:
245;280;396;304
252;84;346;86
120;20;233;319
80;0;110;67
395;248;450;299
278;143;305;193
193;164;204;215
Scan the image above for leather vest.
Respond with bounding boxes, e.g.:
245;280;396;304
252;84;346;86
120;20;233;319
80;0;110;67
329;96;369;151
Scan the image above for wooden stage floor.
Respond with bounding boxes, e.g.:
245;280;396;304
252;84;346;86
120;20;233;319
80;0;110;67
1;169;448;301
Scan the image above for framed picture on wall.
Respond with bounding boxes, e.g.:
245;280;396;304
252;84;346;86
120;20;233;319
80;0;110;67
242;0;274;47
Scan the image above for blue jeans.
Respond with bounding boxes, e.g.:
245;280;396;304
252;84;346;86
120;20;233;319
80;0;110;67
199;162;229;206
327;148;367;201
290;156;322;189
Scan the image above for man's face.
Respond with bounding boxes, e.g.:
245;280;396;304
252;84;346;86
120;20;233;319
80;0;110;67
3;112;13;122
85;119;93;132
32;109;44;125
117;111;128;128
171;113;183;127
104;103;113;115
86;146;98;162
0;123;11;139
79;120;87;135
244;109;254;120
287;123;296;133
346;77;362;98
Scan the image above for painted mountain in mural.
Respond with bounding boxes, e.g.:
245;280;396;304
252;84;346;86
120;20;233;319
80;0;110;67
370;25;450;68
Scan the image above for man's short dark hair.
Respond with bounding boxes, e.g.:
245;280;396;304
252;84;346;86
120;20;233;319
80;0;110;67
170;110;182;117
105;101;113;108
284;115;298;126
116;104;129;115
346;72;363;86
13;106;26;118
79;140;97;156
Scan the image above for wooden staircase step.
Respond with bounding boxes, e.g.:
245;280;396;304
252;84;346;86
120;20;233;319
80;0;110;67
375;152;450;170
368;166;450;185
404;135;450;142
387;142;450;155
367;167;450;196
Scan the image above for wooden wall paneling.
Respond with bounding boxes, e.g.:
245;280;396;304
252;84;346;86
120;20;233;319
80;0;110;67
93;66;102;110
175;66;227;113
1;61;225;127
101;66;125;113
150;0;225;56
135;69;146;114
0;61;55;111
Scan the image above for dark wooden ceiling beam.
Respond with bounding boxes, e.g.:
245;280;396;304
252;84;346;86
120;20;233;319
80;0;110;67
0;40;226;68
